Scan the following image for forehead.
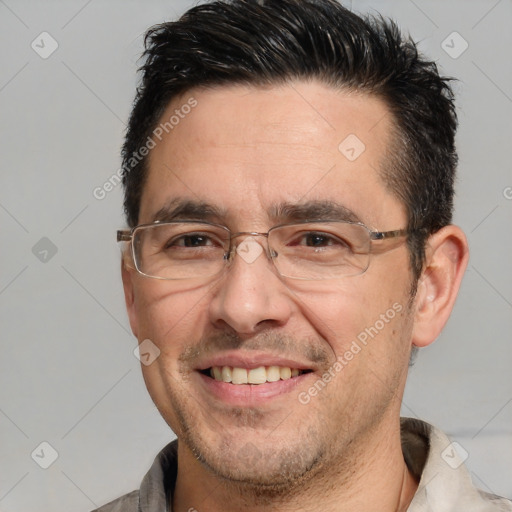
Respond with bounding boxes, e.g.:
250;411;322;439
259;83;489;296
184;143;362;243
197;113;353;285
140;81;405;229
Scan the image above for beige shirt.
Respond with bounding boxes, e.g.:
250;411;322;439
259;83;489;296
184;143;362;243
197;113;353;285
94;418;512;511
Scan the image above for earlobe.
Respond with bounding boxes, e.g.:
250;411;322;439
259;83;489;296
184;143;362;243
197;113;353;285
412;225;469;348
121;259;139;338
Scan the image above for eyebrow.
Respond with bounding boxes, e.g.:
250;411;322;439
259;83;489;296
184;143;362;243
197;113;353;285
151;198;227;223
270;200;363;225
151;198;363;226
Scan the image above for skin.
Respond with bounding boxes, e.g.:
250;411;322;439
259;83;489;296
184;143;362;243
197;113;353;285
122;81;469;512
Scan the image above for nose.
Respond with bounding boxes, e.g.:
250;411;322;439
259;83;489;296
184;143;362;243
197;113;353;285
208;235;293;334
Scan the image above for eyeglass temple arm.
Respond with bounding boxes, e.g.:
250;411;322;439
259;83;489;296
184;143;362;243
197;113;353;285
370;228;409;241
117;230;132;242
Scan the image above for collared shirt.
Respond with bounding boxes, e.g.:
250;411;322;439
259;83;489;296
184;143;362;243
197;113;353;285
93;418;512;511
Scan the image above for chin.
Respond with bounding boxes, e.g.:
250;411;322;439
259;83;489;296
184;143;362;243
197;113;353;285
184;423;327;495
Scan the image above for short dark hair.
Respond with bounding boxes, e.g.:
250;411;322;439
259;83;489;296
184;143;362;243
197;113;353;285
122;0;458;282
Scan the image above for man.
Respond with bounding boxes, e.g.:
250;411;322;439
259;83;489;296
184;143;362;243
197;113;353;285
96;0;511;510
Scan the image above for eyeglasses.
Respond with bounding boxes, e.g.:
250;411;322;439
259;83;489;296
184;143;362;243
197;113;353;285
117;220;409;281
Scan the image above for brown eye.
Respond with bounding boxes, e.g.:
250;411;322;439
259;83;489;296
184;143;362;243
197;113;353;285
290;231;350;249
167;234;216;248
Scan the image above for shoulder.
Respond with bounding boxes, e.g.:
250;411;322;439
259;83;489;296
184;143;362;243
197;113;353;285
91;490;139;512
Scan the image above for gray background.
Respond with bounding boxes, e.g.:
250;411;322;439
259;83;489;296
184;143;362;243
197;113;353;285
0;0;511;510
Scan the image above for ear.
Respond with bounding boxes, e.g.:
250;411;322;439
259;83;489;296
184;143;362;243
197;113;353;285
412;225;469;347
121;257;139;338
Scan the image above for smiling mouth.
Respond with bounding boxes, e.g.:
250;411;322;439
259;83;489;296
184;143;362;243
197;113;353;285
201;366;312;385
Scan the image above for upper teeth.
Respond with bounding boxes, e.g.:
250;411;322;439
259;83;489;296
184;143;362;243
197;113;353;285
210;366;301;384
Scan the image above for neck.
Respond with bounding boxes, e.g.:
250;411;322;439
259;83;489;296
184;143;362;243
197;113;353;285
172;415;418;512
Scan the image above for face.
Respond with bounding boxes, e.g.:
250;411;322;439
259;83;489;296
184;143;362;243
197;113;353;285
123;81;416;489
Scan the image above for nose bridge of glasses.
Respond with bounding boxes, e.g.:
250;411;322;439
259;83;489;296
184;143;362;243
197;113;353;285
230;231;269;241
226;231;272;261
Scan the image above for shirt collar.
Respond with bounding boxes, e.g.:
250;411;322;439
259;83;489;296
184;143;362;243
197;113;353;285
401;418;507;512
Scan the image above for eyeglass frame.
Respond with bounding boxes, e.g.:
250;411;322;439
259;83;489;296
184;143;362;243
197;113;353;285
117;219;410;281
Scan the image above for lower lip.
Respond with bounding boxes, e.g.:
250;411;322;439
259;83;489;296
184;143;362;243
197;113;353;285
197;371;309;406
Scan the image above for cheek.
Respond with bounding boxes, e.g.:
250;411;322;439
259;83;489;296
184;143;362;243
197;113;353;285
299;288;367;353
133;284;212;429
133;282;211;355
291;271;411;359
